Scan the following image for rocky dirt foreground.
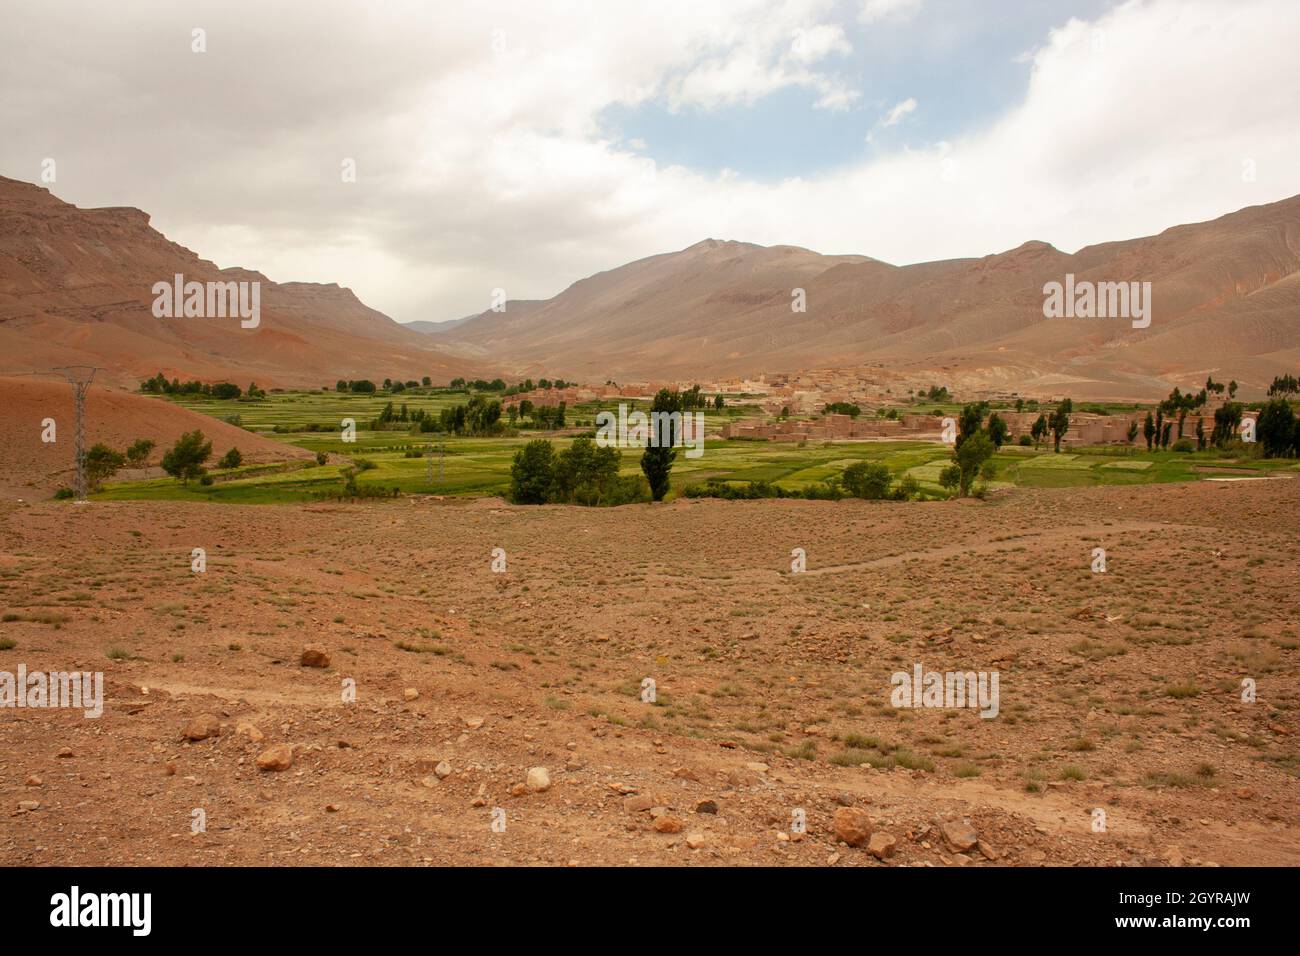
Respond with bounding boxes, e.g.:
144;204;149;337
1;478;1297;866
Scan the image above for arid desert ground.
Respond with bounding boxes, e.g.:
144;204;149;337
2;477;1296;866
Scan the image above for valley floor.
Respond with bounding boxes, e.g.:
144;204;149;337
1;479;1297;866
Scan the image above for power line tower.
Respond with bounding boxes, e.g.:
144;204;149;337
53;366;99;502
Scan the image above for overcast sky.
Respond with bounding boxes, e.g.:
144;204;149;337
4;0;1299;323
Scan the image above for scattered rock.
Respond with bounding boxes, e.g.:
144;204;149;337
624;794;656;813
941;820;978;853
868;832;897;860
56;747;74;758
183;714;222;741
434;760;453;780
463;716;485;730
24;775;41;787
255;744;293;772
976;839;1000;861
235;721;264;742
653;815;684;834
300;644;331;668
403;688;419;701
695;799;719;814
685;832;707;849
18;800;40;812
525;766;551;792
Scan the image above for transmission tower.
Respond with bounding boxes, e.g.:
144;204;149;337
53;366;99;501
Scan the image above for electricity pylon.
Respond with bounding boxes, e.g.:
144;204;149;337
53;366;99;501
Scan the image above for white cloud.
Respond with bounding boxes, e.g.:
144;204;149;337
880;97;918;127
860;0;924;25
1;0;1298;326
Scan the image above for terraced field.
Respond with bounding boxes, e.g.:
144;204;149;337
91;391;1300;504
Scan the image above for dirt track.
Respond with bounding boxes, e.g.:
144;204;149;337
1;478;1297;866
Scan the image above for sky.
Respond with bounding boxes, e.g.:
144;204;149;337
3;0;1299;324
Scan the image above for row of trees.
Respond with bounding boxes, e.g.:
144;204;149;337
140;374;263;400
67;431;242;495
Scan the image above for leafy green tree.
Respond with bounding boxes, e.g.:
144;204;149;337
955;404;982;450
1030;414;1048;449
841;460;893;499
85;443;125;491
218;447;243;469
640;388;681;501
552;436;619;502
509;439;556;504
824;402;861;418
161;430;212;484
1267;374;1298;398
986;413;1009;448
1143;411;1155;450
125;438;155;466
1211;403;1243;448
1257;398;1298;458
954;431;995;496
1049;399;1073;452
1126;421;1139;444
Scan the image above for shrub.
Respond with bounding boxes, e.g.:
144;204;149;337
218;447;243;469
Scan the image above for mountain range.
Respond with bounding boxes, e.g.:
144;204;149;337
428;198;1300;398
0;176;481;389
2;174;1297;399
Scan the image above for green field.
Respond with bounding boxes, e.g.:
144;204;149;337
91;389;1300;504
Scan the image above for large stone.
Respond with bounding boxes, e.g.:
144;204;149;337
624;793;656;813
941;820;978;853
525;766;551;792
834;806;874;846
300;644;331;668
183;714;221;741
255;744;293;771
868;832;897;860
